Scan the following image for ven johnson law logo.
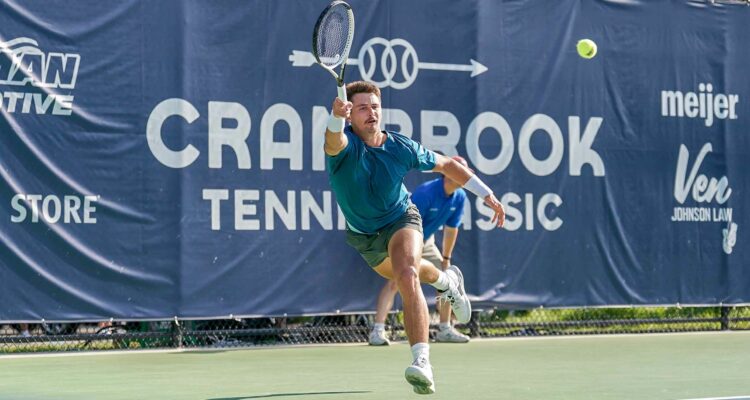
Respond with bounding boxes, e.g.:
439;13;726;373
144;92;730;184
671;143;736;255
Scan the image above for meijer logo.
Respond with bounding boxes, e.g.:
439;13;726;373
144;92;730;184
661;83;739;127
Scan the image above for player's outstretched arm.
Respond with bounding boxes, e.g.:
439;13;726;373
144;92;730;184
433;154;505;228
324;97;351;156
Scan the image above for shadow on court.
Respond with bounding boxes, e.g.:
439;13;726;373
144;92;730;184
207;391;371;399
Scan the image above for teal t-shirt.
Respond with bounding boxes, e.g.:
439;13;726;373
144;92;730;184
326;127;437;234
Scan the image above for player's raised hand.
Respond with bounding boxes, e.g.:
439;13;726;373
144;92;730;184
332;97;352;120
483;194;505;228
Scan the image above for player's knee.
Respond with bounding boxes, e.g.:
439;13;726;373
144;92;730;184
394;265;419;285
400;252;419;268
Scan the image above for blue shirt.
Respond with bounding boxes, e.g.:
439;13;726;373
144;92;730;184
410;178;466;239
326;127;437;233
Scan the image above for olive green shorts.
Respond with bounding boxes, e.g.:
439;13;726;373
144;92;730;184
345;204;423;268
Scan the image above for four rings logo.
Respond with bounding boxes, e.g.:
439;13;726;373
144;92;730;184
290;37;487;89
0;37;80;116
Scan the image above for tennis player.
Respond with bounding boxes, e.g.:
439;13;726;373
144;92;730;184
325;80;505;395
369;155;473;346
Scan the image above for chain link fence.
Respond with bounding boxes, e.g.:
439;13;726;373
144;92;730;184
2;306;749;354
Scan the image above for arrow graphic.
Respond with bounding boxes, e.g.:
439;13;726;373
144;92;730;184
289;50;357;67
288;50;488;80
418;59;488;77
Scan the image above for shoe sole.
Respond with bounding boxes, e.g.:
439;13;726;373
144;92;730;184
449;266;472;323
405;367;435;395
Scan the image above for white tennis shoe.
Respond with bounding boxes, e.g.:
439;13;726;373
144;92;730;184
368;328;390;346
438;265;472;324
404;355;435;395
435;326;470;343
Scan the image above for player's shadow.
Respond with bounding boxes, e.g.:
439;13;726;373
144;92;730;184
207;391;370;399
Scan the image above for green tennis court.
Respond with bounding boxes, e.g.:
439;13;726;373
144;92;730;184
1;331;749;400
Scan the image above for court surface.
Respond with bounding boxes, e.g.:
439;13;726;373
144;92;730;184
1;331;749;400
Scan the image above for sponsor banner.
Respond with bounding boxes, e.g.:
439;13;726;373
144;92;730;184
1;0;748;320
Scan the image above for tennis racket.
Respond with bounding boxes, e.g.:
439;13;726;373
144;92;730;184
312;1;354;102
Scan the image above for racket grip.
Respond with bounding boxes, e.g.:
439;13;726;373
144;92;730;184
337;85;347;102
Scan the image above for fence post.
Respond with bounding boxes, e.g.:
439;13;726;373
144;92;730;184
468;310;481;337
720;306;731;331
172;317;184;348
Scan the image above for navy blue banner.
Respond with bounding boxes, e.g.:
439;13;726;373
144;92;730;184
1;0;748;321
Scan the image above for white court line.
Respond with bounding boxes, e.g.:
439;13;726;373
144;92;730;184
476;329;750;343
678;396;750;400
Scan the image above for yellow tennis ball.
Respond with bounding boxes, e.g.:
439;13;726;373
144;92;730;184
577;39;597;59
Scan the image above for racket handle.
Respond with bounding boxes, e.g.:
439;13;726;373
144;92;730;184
337;85;347;102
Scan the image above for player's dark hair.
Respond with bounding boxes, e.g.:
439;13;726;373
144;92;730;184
346;81;381;101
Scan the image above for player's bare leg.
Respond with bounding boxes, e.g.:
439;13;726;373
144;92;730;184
383;228;429;345
373;228;434;394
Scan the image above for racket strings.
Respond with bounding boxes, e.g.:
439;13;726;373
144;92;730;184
315;7;350;67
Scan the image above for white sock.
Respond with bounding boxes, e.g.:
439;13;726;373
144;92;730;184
431;271;451;291
439;323;451;331
411;342;430;362
373;323;385;331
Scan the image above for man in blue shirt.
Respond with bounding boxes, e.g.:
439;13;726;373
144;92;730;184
369;156;472;346
325;81;505;395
